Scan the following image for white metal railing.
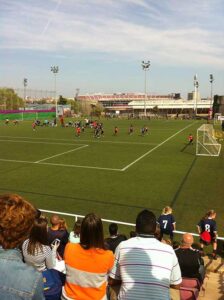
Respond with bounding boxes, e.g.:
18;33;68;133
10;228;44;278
40;209;224;241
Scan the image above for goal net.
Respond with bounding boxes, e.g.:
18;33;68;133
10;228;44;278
196;124;221;156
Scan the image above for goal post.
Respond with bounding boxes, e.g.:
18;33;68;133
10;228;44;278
196;124;221;156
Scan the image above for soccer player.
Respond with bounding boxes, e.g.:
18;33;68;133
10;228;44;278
76;126;81;137
197;210;218;259
141;127;145;136
128;124;134;135
144;125;149;135
157;206;176;241
114;126;118;136
32;121;36;131
188;133;193;145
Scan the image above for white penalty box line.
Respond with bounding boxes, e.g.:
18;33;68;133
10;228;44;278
34;144;89;163
121;122;196;171
0;123;195;171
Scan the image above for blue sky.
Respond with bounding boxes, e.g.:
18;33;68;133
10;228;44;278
0;0;224;98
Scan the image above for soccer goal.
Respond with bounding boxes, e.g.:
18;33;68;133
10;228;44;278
196;124;221;156
214;113;223;125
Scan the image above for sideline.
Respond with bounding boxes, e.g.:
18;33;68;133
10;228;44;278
40;208;224;241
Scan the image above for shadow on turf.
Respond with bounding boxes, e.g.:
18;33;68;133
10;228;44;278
170;156;197;208
180;143;194;154
0;187;161;213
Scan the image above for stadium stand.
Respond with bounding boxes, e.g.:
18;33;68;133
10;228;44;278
1;194;224;299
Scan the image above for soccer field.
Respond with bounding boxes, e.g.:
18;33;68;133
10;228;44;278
0;119;223;235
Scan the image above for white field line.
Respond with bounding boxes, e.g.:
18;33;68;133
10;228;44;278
39;161;121;171
0;139;86;146
121;122;196;171
0;135;157;146
34;145;89;163
40;209;224;240
0;158;122;172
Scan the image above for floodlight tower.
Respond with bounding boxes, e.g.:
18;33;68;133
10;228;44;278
194;74;199;116
51;66;59;117
23;78;28;103
209;74;214;110
141;60;150;117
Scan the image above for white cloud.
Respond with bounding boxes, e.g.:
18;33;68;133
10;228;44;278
0;0;223;68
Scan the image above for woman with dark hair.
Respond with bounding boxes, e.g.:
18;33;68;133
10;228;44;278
69;219;82;244
62;213;114;300
22;217;58;272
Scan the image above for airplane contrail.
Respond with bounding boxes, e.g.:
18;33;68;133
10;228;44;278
40;0;62;37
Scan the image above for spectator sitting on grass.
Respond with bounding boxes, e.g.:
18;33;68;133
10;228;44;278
105;222;127;253
47;214;69;259
0;194;44;300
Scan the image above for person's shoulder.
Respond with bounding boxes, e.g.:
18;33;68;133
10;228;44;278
156;240;175;254
117;237;134;248
104;248;114;258
116;234;127;241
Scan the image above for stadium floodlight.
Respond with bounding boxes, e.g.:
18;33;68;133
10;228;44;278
23;78;28;103
209;74;214;110
51;66;59;117
141;60;150;117
193;74;199;116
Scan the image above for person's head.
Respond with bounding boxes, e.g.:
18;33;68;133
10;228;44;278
162;206;172;215
50;214;60;228
109;223;118;236
0;194;37;249
207;210;216;219
80;213;105;250
136;210;156;235
59;218;68;231
181;233;194;247
30;217;48;241
73;219;82;235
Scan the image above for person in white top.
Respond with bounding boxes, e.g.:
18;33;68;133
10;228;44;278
22;217;58;272
109;209;182;300
69;219;81;244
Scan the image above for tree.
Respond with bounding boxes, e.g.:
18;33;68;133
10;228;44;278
58;95;68;105
67;99;81;114
91;102;104;117
213;95;220;117
0;88;24;110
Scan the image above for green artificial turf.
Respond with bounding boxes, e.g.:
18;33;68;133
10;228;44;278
0;118;223;239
